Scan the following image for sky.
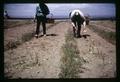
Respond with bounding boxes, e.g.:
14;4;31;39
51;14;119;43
4;3;116;19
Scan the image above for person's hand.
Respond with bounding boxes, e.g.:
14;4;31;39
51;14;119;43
83;29;87;33
71;22;75;27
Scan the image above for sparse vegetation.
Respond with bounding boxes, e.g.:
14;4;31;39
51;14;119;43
4;48;40;78
59;29;86;78
4;39;21;50
4;20;33;29
4;32;34;51
92;20;116;30
4;21;116;78
89;24;116;45
4;21;61;51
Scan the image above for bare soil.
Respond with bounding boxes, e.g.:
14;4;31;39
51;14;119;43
90;20;115;32
76;25;116;78
4;20;116;78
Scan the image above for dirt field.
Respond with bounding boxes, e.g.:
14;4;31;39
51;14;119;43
4;20;116;78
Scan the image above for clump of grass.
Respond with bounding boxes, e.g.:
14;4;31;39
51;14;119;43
59;29;86;78
21;32;35;42
4;32;34;51
5;40;21;51
89;25;116;45
59;44;81;78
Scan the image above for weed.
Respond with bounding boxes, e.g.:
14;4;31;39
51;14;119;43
59;29;86;78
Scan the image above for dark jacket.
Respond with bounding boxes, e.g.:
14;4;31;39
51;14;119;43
39;3;50;16
35;3;50;18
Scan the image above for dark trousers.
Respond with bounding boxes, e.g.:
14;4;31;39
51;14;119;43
73;21;81;37
71;15;84;37
36;16;46;35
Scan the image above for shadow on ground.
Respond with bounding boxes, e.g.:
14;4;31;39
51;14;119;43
81;34;91;39
38;33;58;38
75;34;90;39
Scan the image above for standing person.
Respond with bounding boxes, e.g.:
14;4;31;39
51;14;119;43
34;1;50;38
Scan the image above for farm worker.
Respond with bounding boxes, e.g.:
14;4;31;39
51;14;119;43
69;9;86;38
34;1;50;38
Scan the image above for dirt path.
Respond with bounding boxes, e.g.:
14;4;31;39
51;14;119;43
4;22;69;78
4;20;55;50
75;26;116;78
4;21;116;78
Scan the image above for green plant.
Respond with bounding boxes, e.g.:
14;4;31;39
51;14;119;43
59;29;86;78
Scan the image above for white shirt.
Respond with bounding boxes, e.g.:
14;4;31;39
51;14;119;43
70;9;86;29
70;9;85;19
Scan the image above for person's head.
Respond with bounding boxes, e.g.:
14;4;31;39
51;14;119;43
5;11;7;13
38;0;45;6
75;12;80;16
38;0;45;4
